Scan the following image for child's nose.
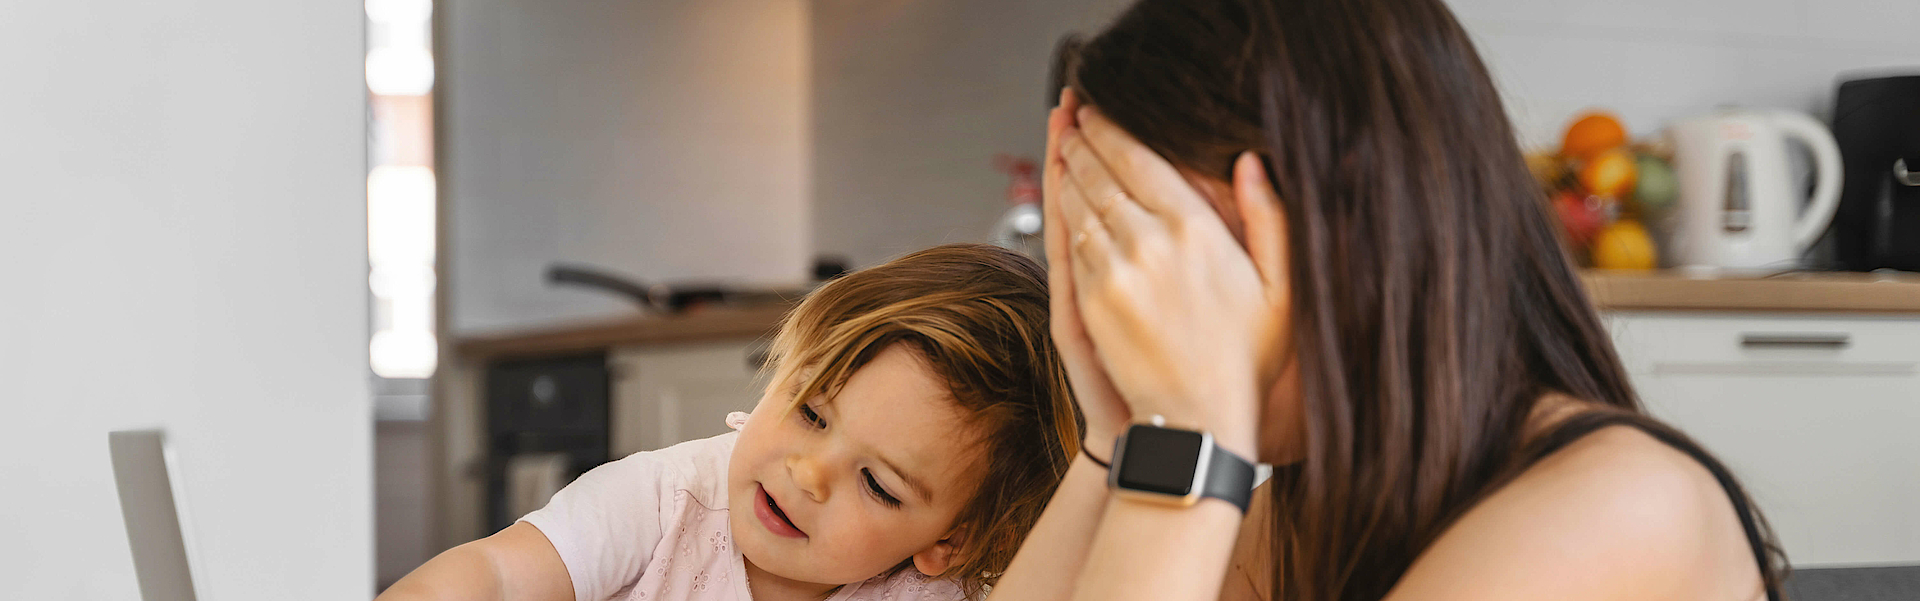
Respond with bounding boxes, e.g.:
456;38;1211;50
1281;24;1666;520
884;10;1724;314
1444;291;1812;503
787;453;830;503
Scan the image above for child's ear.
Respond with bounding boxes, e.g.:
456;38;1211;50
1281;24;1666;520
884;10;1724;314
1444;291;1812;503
910;528;966;577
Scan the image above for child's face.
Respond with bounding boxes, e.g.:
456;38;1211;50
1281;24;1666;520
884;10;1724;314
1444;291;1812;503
728;343;986;587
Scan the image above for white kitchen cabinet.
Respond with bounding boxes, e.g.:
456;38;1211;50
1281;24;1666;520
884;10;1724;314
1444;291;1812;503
609;340;774;457
1604;312;1920;567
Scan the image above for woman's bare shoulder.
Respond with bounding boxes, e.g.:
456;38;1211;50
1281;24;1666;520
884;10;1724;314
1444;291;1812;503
1214;397;1765;601
1385;421;1764;601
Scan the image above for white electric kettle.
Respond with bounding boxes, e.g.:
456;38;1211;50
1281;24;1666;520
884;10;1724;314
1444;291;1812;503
1665;109;1843;271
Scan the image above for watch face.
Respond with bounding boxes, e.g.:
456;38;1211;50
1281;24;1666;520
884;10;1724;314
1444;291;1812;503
1114;425;1205;496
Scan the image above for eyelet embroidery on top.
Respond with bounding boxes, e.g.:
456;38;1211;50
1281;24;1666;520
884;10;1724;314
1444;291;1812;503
709;529;728;552
674;523;695;569
692;570;711;592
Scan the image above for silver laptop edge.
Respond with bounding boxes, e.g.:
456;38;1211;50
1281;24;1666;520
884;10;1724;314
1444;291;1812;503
109;430;199;601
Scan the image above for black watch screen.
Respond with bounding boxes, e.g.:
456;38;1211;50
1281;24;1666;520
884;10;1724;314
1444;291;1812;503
1112;424;1205;495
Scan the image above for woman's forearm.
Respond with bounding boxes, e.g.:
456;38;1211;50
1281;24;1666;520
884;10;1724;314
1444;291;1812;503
987;452;1115;601
1071;496;1245;601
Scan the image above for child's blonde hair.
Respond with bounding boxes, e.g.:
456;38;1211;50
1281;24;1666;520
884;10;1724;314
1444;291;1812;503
763;243;1080;596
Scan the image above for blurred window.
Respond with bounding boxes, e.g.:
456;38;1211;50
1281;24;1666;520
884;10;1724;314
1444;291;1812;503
366;0;437;381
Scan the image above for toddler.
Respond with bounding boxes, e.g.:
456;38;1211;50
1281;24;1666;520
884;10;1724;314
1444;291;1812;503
379;243;1081;601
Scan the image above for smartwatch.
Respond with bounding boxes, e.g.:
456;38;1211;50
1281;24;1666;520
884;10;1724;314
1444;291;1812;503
1107;417;1258;513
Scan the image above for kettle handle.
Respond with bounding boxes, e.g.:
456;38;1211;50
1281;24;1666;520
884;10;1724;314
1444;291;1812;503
1768;110;1844;249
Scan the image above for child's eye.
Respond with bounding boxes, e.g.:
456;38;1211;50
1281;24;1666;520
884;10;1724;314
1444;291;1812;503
797;404;826;429
863;468;903;508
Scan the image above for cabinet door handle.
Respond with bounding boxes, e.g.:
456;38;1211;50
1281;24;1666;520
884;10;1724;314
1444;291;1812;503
1739;333;1851;349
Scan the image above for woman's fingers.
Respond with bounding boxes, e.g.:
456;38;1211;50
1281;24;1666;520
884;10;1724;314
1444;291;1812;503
1044;89;1089;287
1231;151;1290;292
1046;88;1079;173
1075;105;1211;218
1058;129;1155;252
1043;89;1134;443
1043;92;1103;374
1052;133;1118;261
1043;94;1077;281
1066;196;1116;282
1231;151;1294;403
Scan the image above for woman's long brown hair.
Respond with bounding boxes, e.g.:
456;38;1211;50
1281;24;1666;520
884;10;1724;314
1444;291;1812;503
1059;0;1787;598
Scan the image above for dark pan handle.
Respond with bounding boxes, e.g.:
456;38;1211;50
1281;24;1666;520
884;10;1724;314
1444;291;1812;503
1740;332;1851;349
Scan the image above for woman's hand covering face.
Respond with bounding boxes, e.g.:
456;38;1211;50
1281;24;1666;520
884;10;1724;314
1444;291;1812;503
1047;101;1292;457
1043;89;1133;453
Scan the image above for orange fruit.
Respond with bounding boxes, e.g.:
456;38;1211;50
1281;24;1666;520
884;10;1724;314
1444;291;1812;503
1591;220;1657;270
1561;111;1628;161
1579;148;1637;198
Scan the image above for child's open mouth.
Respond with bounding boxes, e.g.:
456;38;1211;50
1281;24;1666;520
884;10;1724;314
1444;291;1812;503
754;484;807;539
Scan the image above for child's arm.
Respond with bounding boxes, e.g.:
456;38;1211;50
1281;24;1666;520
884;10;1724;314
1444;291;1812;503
375;522;574;601
377;438;702;601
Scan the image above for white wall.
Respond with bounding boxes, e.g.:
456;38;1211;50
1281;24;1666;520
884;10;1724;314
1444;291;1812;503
443;0;812;335
0;1;371;600
810;0;1920;267
811;0;1135;269
1452;0;1920;147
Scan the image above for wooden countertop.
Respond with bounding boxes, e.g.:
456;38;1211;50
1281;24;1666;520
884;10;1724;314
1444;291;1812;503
455;271;1920;361
455;303;794;361
1580;270;1920;314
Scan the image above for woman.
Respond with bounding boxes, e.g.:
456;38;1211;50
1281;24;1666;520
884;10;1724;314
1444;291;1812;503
987;0;1787;600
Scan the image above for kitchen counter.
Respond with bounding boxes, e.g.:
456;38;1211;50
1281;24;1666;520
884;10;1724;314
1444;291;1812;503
453;270;1920;361
455;303;795;361
1580;270;1920;314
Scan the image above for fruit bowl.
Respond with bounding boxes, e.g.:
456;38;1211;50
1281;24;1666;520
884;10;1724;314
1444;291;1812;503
1527;110;1677;270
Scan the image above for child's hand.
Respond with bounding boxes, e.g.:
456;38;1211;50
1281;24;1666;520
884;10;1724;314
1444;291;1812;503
1044;89;1131;455
1052;105;1292;460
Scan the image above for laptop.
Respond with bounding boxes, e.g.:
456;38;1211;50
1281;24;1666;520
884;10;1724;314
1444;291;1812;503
109;430;199;601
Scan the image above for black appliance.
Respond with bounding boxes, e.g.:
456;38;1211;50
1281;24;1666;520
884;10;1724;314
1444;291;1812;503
484;352;610;532
1832;75;1920;272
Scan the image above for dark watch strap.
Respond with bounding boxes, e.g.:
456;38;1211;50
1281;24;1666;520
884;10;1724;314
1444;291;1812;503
1203;444;1257;513
1083;443;1111;469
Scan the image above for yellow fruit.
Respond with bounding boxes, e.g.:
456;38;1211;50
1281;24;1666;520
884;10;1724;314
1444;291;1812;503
1524;151;1569;189
1592;220;1657;270
1562;111;1628;161
1579;148;1637;198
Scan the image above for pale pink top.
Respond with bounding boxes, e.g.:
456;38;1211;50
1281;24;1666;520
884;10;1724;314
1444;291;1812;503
521;412;969;601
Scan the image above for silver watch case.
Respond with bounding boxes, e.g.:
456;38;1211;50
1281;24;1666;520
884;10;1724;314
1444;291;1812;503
1106;421;1214;508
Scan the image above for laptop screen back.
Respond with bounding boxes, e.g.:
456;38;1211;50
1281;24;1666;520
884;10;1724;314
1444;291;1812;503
109;430;198;601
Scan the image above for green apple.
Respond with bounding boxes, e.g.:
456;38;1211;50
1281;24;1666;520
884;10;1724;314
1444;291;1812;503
1634;153;1678;213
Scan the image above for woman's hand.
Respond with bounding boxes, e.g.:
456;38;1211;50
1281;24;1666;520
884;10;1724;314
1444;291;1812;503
1044;90;1131;455
1053;106;1291;458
